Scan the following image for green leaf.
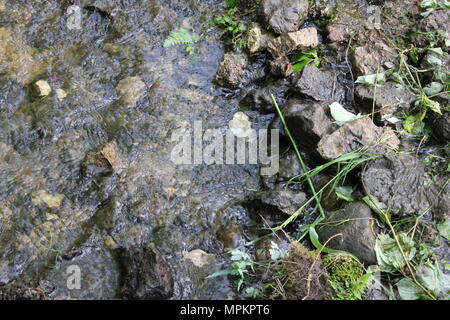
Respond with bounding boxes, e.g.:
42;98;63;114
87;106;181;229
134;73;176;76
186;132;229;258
329;102;362;126
291;49;320;73
362;194;391;224
309;226;359;259
403;115;426;135
335;186;355;202
397;278;422;300
415;262;450;299
428;47;444;56
355;73;386;86
437;220;450;240
426;54;442;66
291;59;311;73
423;82;444;96
206;268;239;279
375;233;416;273
163;27;199;48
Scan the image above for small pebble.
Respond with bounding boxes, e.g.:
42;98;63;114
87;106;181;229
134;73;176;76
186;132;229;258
56;88;67;100
33;80;52;96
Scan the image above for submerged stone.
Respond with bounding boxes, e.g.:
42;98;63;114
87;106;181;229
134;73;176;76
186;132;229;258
214;53;248;89
117;243;174;300
116;76;146;106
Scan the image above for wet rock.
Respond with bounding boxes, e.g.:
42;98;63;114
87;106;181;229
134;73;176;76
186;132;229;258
317;117;400;161
32;80;52;97
116;76;146;106
282;242;329;300
352;44;396;76
0;283;47;300
214;53;248;89
0;27;48;85
284;100;336;148
241;86;287;114
260;0;309;34
269;55;292;77
45;232;119;299
421;51;450;84
435;179;450;222
268;27;319;57
82;141;125;176
278;149;303;181
294;65;337;101
355;82;416;122
217;222;245;252
415;9;450;47
255;236;290;262
183;249;216;269
182;249;219;296
428;93;450;142
314;175;345;211
317;202;378;266
32;190;64;209
246;23;274;54
326;25;347;44
256;189;308;216
117;243;174;300
364;266;388;300
361;154;441;217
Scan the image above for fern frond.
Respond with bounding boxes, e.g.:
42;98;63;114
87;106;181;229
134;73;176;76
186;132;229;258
163;28;199;48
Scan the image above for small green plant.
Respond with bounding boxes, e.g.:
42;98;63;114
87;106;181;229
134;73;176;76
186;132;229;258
419;0;450;18
206;248;255;291
211;1;247;48
380;37;445;135
290;49;320;73
323;254;374;300
163;27;201;56
375;231;450;300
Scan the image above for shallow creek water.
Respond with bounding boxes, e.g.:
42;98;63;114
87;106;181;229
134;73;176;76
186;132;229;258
0;0;283;299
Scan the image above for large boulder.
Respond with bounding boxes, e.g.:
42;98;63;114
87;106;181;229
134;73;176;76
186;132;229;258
317;117;400;161
284;100;336;148
268;27;319;57
355;82;416;122
317;202;378;266
260;0;309;34
361;154;445;218
294;65;340;102
352;44;397;76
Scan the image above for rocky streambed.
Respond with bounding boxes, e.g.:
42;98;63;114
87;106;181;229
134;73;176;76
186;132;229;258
0;0;449;300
